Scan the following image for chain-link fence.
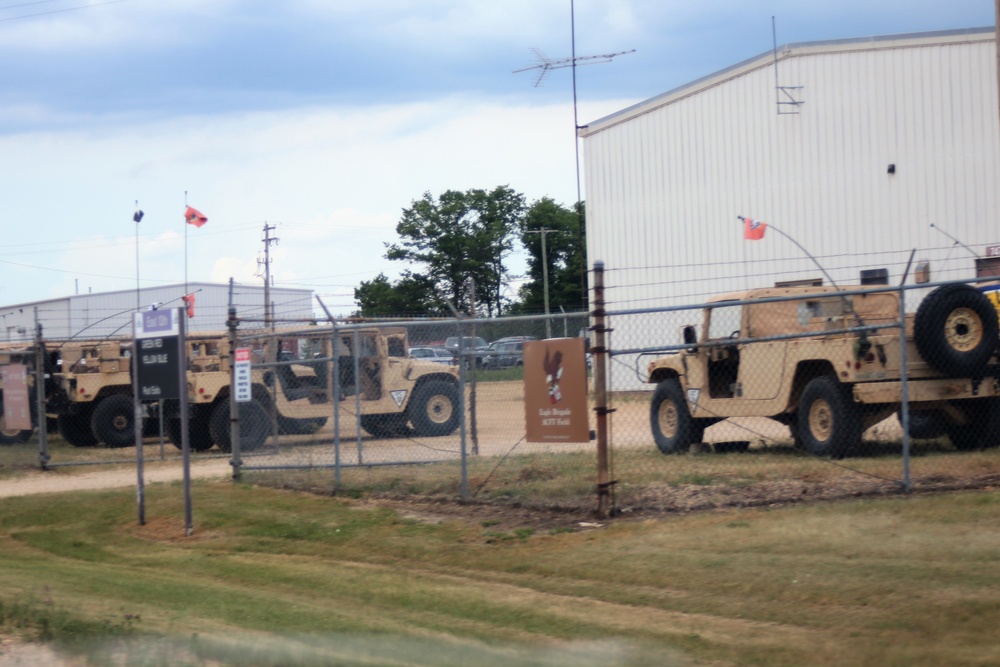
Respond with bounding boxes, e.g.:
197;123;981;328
3;272;999;517
601;271;1000;515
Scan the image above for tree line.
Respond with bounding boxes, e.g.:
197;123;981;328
353;185;586;318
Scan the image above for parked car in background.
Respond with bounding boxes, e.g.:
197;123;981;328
407;346;457;366
481;338;534;370
444;336;489;369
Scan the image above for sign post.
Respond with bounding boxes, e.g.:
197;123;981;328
135;308;192;534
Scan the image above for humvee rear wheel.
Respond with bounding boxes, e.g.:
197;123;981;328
649;378;703;454
944;398;1000;451
914;284;998;376
58;407;98;447
90;395;136;448
165;412;215;452
797;376;861;458
409;381;459;437
897;410;946;440
210;400;270;453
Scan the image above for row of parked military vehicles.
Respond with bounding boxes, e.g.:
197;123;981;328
0;325;462;452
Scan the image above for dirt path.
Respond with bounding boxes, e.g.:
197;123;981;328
0;459;233;499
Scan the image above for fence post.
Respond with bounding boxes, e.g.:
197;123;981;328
898;282;911;492
592;261;613;517
34;307;49;470
332;326;342;493
227;298;242;481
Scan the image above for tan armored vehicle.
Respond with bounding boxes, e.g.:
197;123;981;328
647;283;1000;458
46;334;219;448
46;339;137;447
172;326;462;452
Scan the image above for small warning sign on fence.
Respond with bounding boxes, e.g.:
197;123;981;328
234;348;252;403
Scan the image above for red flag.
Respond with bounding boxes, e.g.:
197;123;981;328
184;206;208;228
743;217;767;241
182;293;195;318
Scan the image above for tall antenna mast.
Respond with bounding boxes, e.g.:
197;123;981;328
513;0;634;310
513;47;635;87
255;223;279;329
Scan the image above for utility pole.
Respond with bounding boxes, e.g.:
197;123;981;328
525;227;558;338
258;223;279;329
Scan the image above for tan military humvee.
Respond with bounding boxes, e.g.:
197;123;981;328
647;283;1000;457
174;326;462;452
45;335;226;448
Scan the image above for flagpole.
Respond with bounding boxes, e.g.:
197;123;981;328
737;215;865;327
135;200;140;312
184;191;188;299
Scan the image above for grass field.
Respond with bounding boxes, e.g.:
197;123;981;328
1;480;999;666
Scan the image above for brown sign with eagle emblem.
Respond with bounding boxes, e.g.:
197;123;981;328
523;338;590;443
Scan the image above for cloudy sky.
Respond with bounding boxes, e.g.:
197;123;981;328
0;0;994;315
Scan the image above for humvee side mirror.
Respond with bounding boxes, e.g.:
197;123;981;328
682;325;697;350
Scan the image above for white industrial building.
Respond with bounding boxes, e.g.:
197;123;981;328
581;27;999;311
0;282;315;343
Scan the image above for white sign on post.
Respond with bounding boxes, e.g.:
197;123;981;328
234;348;252;402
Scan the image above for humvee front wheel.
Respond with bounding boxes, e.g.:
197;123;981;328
914;284;998;376
409;381;459;437
797;376;862;458
650;378;703;454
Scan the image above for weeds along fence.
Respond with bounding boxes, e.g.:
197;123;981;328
4;272;1000;517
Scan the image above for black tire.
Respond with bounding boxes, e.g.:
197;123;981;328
360;414;410;438
897;410;946;440
796;376;862;458
944;398;1000;451
90;395;136;448
649;378;704;454
914;284;999;377
408;381;459;437
58;407;98;447
210;400;270;453
165;413;215;451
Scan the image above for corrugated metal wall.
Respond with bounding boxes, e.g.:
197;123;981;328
1;282;315;341
583;31;999;312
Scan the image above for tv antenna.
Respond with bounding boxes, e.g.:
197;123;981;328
513;47;635;87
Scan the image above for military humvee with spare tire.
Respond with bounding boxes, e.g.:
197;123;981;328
646;283;1000;458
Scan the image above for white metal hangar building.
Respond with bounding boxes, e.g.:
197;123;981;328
580;27;1000;311
0;282;316;343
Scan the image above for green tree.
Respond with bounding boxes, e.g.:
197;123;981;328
515;198;587;314
353;271;440;317
385;186;525;317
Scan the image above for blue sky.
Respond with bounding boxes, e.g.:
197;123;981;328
0;0;994;314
